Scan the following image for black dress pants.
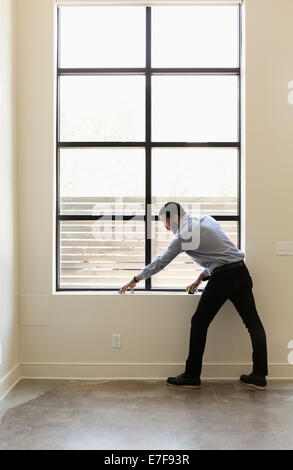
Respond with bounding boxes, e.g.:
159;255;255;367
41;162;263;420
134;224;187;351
185;263;268;377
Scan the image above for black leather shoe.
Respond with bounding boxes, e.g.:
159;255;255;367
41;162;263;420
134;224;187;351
167;372;201;389
240;373;267;390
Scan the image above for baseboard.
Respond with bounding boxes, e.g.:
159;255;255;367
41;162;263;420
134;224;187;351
20;362;293;380
0;363;292;398
0;364;21;401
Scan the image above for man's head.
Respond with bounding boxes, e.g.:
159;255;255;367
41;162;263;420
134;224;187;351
159;202;186;234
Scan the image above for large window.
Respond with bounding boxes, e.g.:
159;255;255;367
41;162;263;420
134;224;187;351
56;4;242;291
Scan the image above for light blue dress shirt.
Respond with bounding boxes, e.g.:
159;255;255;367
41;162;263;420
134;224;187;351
137;213;244;281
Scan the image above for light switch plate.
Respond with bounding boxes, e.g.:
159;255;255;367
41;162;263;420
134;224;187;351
276;242;293;256
112;334;121;349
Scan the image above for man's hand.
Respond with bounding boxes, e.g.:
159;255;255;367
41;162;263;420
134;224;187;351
186;275;203;294
119;277;139;295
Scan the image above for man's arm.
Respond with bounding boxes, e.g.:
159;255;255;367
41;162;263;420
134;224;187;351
118;237;183;294
185;270;205;293
137;237;183;281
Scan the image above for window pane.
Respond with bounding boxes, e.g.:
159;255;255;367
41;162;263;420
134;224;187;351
60;7;146;68
152;148;238;216
60;148;145;215
60;220;145;289
151;220;238;289
152;76;238;142
60;76;145;142
152;6;238;68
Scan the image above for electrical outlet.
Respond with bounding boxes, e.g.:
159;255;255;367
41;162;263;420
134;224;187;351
276;242;293;256
112;334;121;349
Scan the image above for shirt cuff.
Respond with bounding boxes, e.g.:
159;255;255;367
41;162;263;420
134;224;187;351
201;268;211;281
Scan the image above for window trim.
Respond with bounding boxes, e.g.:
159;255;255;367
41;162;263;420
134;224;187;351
55;4;242;292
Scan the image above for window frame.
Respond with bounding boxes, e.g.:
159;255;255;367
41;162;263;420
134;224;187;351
56;5;242;292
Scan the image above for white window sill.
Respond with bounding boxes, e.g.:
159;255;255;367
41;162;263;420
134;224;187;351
52;290;202;296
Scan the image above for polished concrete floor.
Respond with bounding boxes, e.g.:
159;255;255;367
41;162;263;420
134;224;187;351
0;378;293;450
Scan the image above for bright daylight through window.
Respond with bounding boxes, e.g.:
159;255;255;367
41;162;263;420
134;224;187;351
56;4;241;291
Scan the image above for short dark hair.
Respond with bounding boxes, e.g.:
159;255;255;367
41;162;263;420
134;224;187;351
158;201;186;220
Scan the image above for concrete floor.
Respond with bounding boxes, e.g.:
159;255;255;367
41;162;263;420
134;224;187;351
0;379;293;450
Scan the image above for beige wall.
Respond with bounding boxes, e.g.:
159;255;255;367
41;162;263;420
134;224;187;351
16;0;293;379
245;0;293;372
0;0;19;396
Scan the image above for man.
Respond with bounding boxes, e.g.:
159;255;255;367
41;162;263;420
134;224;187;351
119;202;268;391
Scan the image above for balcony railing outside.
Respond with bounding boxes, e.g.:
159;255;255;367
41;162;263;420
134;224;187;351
59;196;238;289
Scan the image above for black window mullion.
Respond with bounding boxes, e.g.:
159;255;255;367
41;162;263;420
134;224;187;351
58;142;146;148
58;67;239;76
58;68;146;76
145;7;152;291
56;7;61;291
237;5;242;249
57;141;240;149
151;67;240;75
58;215;239;222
